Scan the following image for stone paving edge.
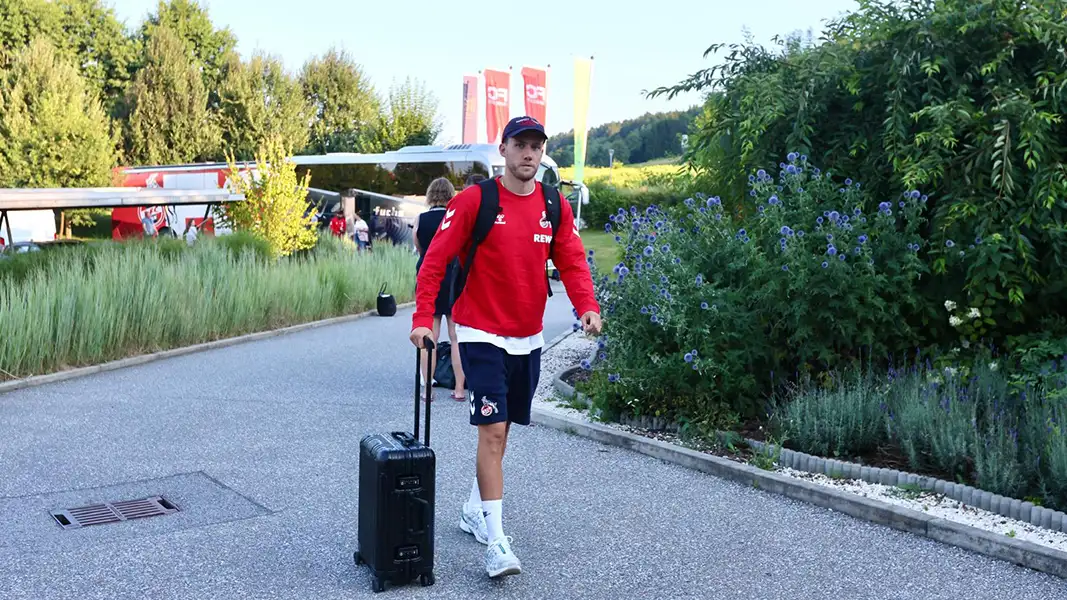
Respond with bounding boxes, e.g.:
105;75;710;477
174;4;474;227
0;302;415;397
539;350;1067;580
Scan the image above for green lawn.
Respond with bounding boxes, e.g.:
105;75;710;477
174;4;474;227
579;230;620;274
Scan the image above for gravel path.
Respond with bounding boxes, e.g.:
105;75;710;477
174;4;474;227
1;289;1066;599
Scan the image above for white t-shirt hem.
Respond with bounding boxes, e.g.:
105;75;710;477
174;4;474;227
455;324;544;355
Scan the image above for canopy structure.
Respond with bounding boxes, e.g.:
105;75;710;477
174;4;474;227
0;187;244;244
0;187;243;211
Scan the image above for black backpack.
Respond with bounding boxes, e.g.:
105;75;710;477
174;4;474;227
450;177;562;304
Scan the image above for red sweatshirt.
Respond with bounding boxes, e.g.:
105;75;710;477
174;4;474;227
412;178;599;338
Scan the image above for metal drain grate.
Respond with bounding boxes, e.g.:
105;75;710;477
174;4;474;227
51;496;179;530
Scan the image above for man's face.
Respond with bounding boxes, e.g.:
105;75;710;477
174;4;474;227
499;132;545;182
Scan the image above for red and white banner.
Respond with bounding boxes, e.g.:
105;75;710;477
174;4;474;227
521;66;548;127
484;68;510;144
462;74;478;144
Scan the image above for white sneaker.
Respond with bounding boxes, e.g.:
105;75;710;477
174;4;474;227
459;502;489;545
484;536;521;578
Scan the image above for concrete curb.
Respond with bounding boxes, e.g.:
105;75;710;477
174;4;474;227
0;301;416;397
529;405;1067;580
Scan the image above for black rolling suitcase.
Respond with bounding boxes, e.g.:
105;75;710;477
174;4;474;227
354;337;437;593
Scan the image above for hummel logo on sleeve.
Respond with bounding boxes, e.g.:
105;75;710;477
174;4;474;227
441;208;457;229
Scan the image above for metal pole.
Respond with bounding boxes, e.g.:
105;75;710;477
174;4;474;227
1;210;11;246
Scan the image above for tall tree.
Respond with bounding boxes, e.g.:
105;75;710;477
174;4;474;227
0;0;137;117
124;25;220;164
139;0;236;109
0;37;116;187
0;37;118;235
299;47;379;154
218;52;311;161
374;77;441;151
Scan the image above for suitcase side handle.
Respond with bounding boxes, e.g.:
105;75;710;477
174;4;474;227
408;495;431;536
414;336;435;447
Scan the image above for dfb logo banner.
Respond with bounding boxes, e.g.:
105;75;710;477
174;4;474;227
521;66;548;128
484;69;510;144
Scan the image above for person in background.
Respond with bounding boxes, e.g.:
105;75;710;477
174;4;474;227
329;210;346;237
353;210;370;252
413;177;466;401
464;173;487;189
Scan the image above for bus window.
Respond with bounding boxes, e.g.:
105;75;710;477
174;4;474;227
295;160;490;199
538;164;560;187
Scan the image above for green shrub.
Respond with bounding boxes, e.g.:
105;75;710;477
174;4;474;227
583;180;687;229
582;153;931;422
653;0;1067;346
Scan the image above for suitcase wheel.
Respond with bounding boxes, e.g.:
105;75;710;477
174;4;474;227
371;576;385;593
420;573;435;587
353;551;362;566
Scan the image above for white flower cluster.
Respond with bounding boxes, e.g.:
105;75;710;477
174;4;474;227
944;299;982;329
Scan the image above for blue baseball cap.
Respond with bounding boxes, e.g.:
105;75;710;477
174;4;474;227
501;116;547;141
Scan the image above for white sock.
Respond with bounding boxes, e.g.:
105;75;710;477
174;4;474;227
467;478;482;510
482;499;504;542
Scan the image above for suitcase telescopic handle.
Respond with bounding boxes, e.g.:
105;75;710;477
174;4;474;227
414;336;435;447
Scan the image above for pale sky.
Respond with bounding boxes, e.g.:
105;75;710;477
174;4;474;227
107;0;859;143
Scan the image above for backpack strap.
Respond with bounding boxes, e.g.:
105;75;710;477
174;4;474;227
542;184;563;298
450;178;500;304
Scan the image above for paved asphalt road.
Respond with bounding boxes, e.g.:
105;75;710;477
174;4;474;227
1;280;1066;599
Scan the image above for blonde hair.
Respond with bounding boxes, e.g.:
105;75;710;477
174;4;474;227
426;177;455;207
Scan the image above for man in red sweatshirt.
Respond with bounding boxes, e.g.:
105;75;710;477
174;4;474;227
409;115;601;578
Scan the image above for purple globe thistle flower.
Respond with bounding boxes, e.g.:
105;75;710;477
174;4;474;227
769;195;780;205
684;352;694;363
826;233;834;241
780;225;792;236
822;261;829;268
695;274;704;285
797;230;805;237
787;152;798;162
782;264;789;271
817;216;824;224
644;246;654;256
946;240;955;248
845;178;853;185
608;374;620;383
700;301;709;310
786;165;798;175
858;234;868;244
827;245;838;256
839;253;846;261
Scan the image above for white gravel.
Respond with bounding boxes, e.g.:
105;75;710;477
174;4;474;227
536;332;1067;555
777;467;1067;552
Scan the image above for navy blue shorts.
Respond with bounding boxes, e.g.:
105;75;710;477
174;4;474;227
459;342;541;426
